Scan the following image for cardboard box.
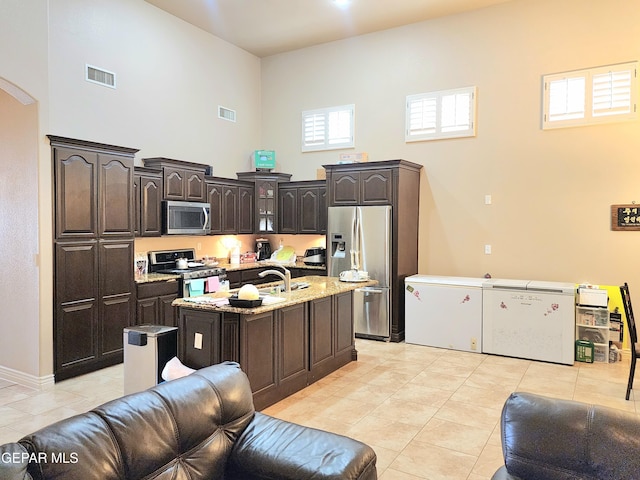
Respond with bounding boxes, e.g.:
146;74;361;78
338;152;368;163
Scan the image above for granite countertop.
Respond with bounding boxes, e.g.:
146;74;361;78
135;272;181;284
173;275;376;315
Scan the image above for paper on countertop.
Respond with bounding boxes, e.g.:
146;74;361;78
261;296;286;305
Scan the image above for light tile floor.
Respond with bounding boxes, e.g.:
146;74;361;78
0;340;637;479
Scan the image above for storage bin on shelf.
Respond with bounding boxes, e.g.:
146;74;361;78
575;303;610;363
575;340;594;363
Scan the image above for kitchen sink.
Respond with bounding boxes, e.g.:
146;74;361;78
257;282;310;295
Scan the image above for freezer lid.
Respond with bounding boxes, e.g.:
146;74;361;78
405;275;485;288
527;280;576;294
482;278;529;289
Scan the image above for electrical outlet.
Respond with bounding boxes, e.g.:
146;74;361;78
484;245;492;254
485;194;492;205
471;338;477;350
196;242;202;251
194;333;203;350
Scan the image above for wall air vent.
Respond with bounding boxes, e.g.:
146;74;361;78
218;105;236;122
86;64;116;89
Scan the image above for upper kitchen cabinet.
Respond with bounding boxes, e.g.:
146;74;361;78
134;167;163;237
325;166;393;206
50;136;137;239
236;172;292;234
206;177;254;235
278;180;327;234
142;157;208;202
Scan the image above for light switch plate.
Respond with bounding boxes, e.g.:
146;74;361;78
194;332;203;350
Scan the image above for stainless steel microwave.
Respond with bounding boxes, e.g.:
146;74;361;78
162;200;211;235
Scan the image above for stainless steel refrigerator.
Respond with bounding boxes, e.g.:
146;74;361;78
327;206;392;339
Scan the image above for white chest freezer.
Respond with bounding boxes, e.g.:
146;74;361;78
405;275;484;352
482;279;576;365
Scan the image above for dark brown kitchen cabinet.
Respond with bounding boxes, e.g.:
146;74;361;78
178;310;239;369
309;291;353;382
324;160;422;343
142;158;208;202
136;279;179;327
206;177;254;235
134;167;162;237
277;180;326;234
50;135;138;381
240;303;308;410
236;171;292;234
327;168;393;205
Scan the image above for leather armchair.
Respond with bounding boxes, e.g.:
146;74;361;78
0;362;376;480
493;392;640;480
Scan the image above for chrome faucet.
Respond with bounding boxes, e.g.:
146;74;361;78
258;266;292;293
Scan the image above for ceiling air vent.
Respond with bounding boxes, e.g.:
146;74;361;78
218;105;236;122
86;64;116;89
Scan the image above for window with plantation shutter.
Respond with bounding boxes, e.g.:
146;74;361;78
543;61;637;129
406;86;476;142
302;104;354;152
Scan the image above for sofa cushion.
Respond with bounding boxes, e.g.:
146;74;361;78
500;392;640;480
20;362;254;480
0;442;33;480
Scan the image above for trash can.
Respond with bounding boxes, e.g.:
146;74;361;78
123;325;178;395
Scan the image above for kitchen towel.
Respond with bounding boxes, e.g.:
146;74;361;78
206;276;220;293
189;279;205;296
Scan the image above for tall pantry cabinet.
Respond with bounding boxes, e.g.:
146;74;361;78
49;136;137;381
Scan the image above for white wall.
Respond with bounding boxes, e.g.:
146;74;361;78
48;0;262;177
261;0;640;290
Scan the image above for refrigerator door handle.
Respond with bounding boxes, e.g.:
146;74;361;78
357;287;384;294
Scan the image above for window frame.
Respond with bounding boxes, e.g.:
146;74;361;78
405;86;477;142
542;61;638;130
301;104;355;152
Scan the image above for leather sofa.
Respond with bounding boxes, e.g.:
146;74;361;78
493;392;640;479
0;362;377;480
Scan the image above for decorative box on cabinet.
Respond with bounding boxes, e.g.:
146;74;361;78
236;171;292;234
576;305;610;362
49;135;137;381
142;157;208;202
323;160;422;342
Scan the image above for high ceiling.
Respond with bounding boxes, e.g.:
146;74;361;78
145;0;514;57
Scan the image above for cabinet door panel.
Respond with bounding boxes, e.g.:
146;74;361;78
310;296;334;368
238;186;254;234
319;187;327;233
180;310;221;369
100;240;134;296
278;304;308;382
164;167;185;200
140;176;162;236
223;314;240;363
136;298;158;326
159;294;178;327
99;155;134;236
101;294;133;355
298;187;319;233
360;169;393;204
241;312;277;395
55;242;98;303
335;291;354;355
56;301;97;369
278;188;297;233
55;148;98;238
133;175;140;236
222;186;239;233
185;171;206;202
207;183;223;234
331;172;359;205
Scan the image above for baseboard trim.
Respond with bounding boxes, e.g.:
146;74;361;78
0;365;55;390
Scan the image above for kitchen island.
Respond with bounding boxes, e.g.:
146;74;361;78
174;275;376;410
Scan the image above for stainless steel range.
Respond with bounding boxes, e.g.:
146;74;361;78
148;249;227;297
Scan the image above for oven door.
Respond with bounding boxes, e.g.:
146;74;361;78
182;275;228;297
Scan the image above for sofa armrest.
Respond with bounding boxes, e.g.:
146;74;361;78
0;443;32;480
499;392;640;480
227;412;377;480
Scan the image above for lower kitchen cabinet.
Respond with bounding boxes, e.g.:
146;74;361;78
135;279;179;327
179;310;240;368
